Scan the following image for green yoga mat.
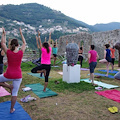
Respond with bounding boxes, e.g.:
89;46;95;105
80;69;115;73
27;73;45;79
25;83;58;98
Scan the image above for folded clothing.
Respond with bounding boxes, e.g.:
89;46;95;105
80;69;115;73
22;87;32;92
20;95;36;102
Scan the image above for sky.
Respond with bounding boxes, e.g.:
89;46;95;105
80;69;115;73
0;0;120;25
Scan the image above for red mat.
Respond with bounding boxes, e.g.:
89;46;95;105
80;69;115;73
95;89;120;103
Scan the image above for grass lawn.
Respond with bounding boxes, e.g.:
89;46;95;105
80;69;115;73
1;59;120;120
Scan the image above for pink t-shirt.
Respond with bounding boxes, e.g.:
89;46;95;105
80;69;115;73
88;50;97;63
4;50;23;79
41;47;51;64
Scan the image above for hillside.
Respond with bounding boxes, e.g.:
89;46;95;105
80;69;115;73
0;3;91;49
93;22;120;32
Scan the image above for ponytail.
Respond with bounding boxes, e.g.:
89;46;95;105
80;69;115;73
10;39;18;51
43;42;50;53
11;44;16;51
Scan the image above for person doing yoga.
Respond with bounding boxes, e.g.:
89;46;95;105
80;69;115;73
31;31;51;92
0;27;26;113
99;44;112;76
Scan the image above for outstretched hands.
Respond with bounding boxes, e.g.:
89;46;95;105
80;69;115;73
2;27;6;36
38;31;40;36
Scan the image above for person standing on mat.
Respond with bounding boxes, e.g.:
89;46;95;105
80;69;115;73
0;42;5;74
0;27;26;113
88;45;99;86
78;42;83;67
52;39;58;66
32;33;43;77
109;41;115;71
99;44;112;76
31;31;51;92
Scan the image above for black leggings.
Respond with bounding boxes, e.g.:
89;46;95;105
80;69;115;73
31;64;51;82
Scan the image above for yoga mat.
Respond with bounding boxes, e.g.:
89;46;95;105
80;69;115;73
51;66;59;67
80;68;89;71
99;70;118;74
0;86;10;97
0;101;32;120
27;73;44;79
95;89;120;103
58;72;63;75
81;78;119;89
94;73;114;79
25;83;58;98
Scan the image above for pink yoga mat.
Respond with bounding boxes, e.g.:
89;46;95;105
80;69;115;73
95;89;120;103
58;72;63;75
80;68;89;71
0;86;11;97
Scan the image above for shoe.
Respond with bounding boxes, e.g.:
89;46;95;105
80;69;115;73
112;107;118;113
108;107;115;113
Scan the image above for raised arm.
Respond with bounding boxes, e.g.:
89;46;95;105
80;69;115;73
20;28;26;53
78;42;80;48
55;39;58;47
38;31;42;49
48;32;51;45
8;38;11;49
36;36;40;49
1;27;8;53
66;40;68;45
45;37;47;42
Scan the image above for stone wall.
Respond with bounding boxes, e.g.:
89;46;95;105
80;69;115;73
58;32;92;59
92;29;120;59
58;29;120;60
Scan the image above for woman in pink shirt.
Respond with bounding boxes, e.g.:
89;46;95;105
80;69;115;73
31;31;51;92
0;27;26;113
88;45;99;86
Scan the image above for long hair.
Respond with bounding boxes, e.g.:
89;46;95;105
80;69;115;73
10;39;18;51
0;42;1;48
42;42;50;53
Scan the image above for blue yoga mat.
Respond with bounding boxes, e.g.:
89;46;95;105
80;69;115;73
0;101;32;120
99;70;118;74
25;83;58;98
81;78;119;89
94;73;114;79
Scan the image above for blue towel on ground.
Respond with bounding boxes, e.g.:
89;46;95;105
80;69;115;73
94;73;114;79
0;101;32;120
99;70;118;74
81;78;119;89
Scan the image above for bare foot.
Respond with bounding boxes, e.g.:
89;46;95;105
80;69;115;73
92;83;97;86
43;89;46;92
43;70;46;77
10;85;13;95
105;74;108;77
10;108;15;113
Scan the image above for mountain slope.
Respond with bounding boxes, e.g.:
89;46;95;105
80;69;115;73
93;22;120;32
0;3;86;28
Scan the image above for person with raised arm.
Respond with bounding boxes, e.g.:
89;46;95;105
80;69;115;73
0;27;26;113
31;31;51;92
78;42;83;67
52;39;58;66
99;44;112;76
0;42;5;74
109;41;115;71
